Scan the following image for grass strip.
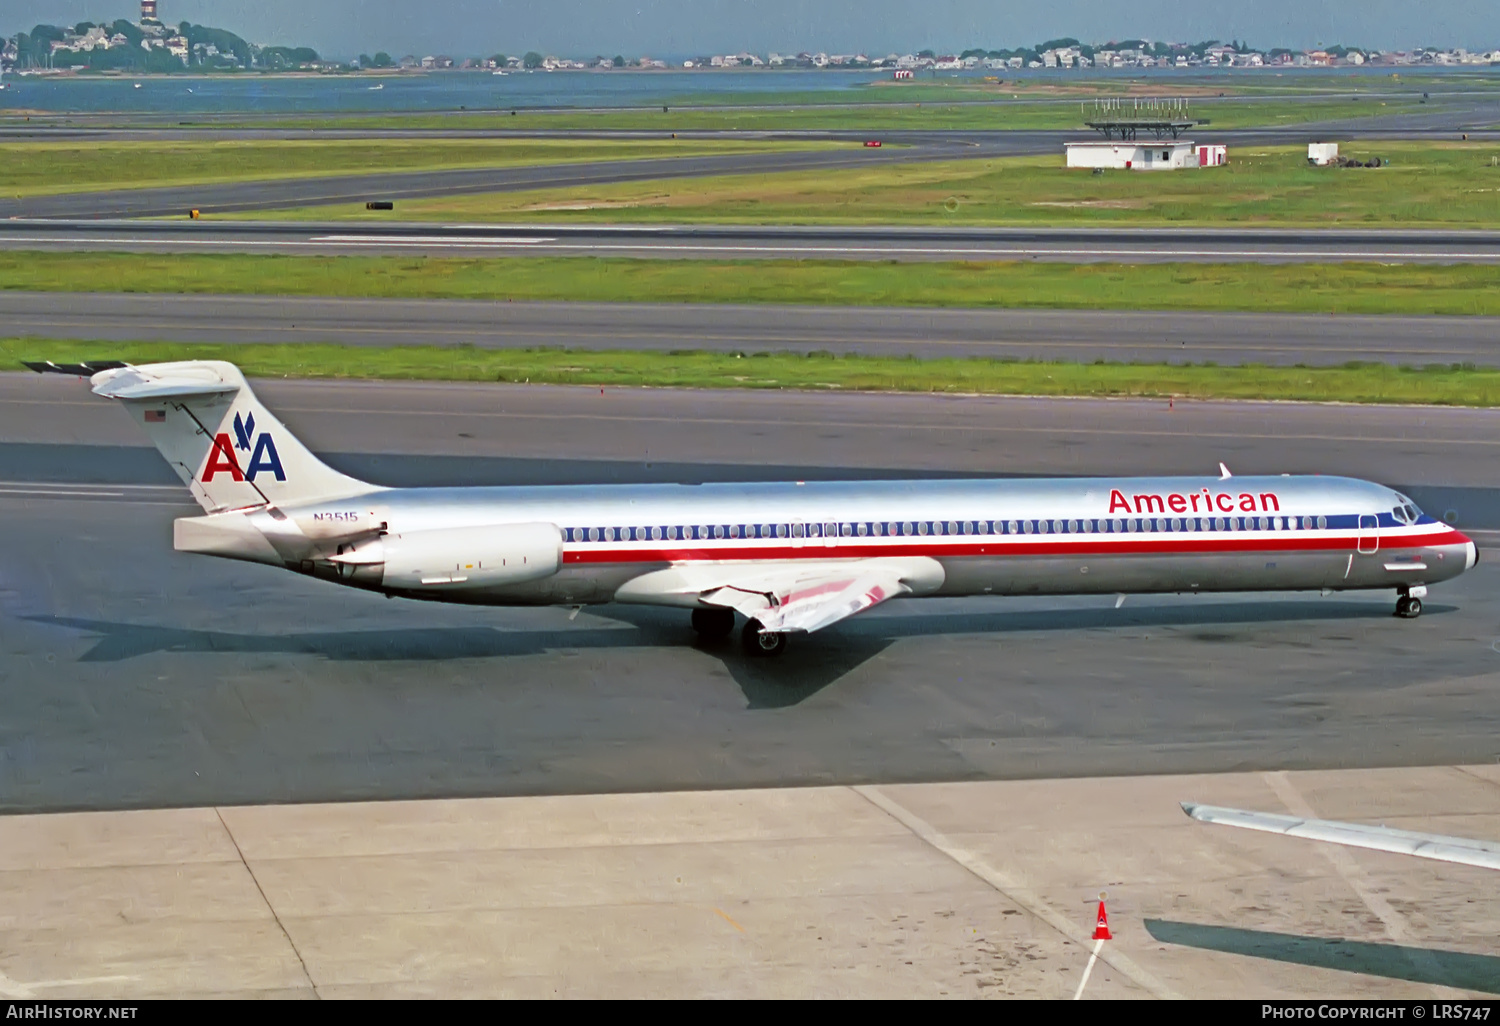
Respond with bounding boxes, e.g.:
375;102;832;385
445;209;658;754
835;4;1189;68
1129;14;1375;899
9;252;1500;316
0;138;832;198
7;339;1499;406
243;97;1423;133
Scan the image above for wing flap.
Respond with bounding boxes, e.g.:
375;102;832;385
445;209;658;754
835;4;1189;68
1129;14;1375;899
756;569;911;633
1183;802;1500;871
618;556;943;635
702;557;942;635
699;584;774;619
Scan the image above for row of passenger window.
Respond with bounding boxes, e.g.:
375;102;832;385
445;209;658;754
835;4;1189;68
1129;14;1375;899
564;515;1332;544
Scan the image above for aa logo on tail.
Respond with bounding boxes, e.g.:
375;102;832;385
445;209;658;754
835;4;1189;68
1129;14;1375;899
202;411;286;482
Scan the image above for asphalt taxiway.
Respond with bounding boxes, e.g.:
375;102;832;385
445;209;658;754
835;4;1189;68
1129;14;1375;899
10;219;1500;263
2;375;1497;815
8;291;1500;367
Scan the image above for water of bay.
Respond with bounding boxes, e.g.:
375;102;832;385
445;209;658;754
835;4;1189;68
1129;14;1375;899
0;68;896;115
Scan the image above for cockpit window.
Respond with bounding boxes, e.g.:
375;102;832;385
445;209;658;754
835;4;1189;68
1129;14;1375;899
1393;494;1423;523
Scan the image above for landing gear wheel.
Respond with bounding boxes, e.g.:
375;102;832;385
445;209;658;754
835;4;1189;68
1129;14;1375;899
741;619;788;658
1395;596;1423;619
691;607;735;639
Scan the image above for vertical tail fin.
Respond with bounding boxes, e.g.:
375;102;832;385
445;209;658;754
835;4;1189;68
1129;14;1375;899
87;361;370;512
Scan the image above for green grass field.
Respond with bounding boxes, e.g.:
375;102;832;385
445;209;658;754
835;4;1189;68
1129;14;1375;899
7;338;1498;406
0;138;835;198
9;251;1500;316
243;95;1423;134
239;143;1500;227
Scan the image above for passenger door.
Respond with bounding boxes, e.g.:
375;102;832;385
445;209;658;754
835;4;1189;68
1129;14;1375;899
1357;514;1379;555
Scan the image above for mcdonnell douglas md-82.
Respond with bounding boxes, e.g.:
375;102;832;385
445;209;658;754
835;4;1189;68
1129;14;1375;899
31;360;1479;658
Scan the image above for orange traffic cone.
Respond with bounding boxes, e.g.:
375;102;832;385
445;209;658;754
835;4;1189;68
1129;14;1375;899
1092;899;1112;941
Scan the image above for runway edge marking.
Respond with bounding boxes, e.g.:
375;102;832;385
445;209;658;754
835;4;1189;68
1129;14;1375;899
850;784;1182;999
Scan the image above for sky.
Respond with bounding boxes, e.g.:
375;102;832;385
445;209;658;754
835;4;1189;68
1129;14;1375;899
7;1;1498;59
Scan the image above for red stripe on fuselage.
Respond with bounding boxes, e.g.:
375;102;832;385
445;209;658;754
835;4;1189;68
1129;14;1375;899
559;528;1470;566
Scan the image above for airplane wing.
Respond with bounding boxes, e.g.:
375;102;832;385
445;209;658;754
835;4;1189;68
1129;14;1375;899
618;556;944;635
1182;802;1500;871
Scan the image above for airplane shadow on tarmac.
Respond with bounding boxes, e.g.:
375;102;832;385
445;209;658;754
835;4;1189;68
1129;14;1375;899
27;598;1441;712
1145;919;1500;995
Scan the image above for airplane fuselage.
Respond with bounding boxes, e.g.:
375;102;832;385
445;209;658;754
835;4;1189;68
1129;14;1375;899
186;473;1477;608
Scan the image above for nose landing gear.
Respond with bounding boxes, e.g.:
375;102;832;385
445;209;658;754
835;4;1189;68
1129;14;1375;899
1395;585;1426;619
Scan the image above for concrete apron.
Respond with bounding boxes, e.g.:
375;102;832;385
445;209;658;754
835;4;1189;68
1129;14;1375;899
2;766;1498;999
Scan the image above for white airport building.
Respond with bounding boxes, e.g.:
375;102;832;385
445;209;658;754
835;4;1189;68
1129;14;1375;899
1065;140;1226;171
1308;142;1340;165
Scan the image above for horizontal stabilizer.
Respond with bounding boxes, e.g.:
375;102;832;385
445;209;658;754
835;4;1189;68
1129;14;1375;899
1182;802;1500;871
90;363;240;400
24;360;128;377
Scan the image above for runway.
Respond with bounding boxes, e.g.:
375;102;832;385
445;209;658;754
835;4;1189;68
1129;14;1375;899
8;290;1500;366
3;374;1498;814
10;218;1500;263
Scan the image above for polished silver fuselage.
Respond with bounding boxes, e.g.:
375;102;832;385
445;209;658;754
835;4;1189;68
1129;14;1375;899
269;474;1476;607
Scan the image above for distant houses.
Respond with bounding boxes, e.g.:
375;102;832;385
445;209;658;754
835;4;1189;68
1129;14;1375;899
5;14;320;72
643;43;1500;73
31;20;194;68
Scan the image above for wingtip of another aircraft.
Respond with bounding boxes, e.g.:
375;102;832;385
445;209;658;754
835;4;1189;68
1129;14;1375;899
22;359;129;377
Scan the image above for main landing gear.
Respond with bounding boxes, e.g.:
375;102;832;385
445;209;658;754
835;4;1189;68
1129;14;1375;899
1395;585;1426;619
742;618;788;658
691;607;735;639
692;607;788;657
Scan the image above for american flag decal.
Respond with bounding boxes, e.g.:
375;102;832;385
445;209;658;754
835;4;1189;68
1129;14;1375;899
145;410;166;422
